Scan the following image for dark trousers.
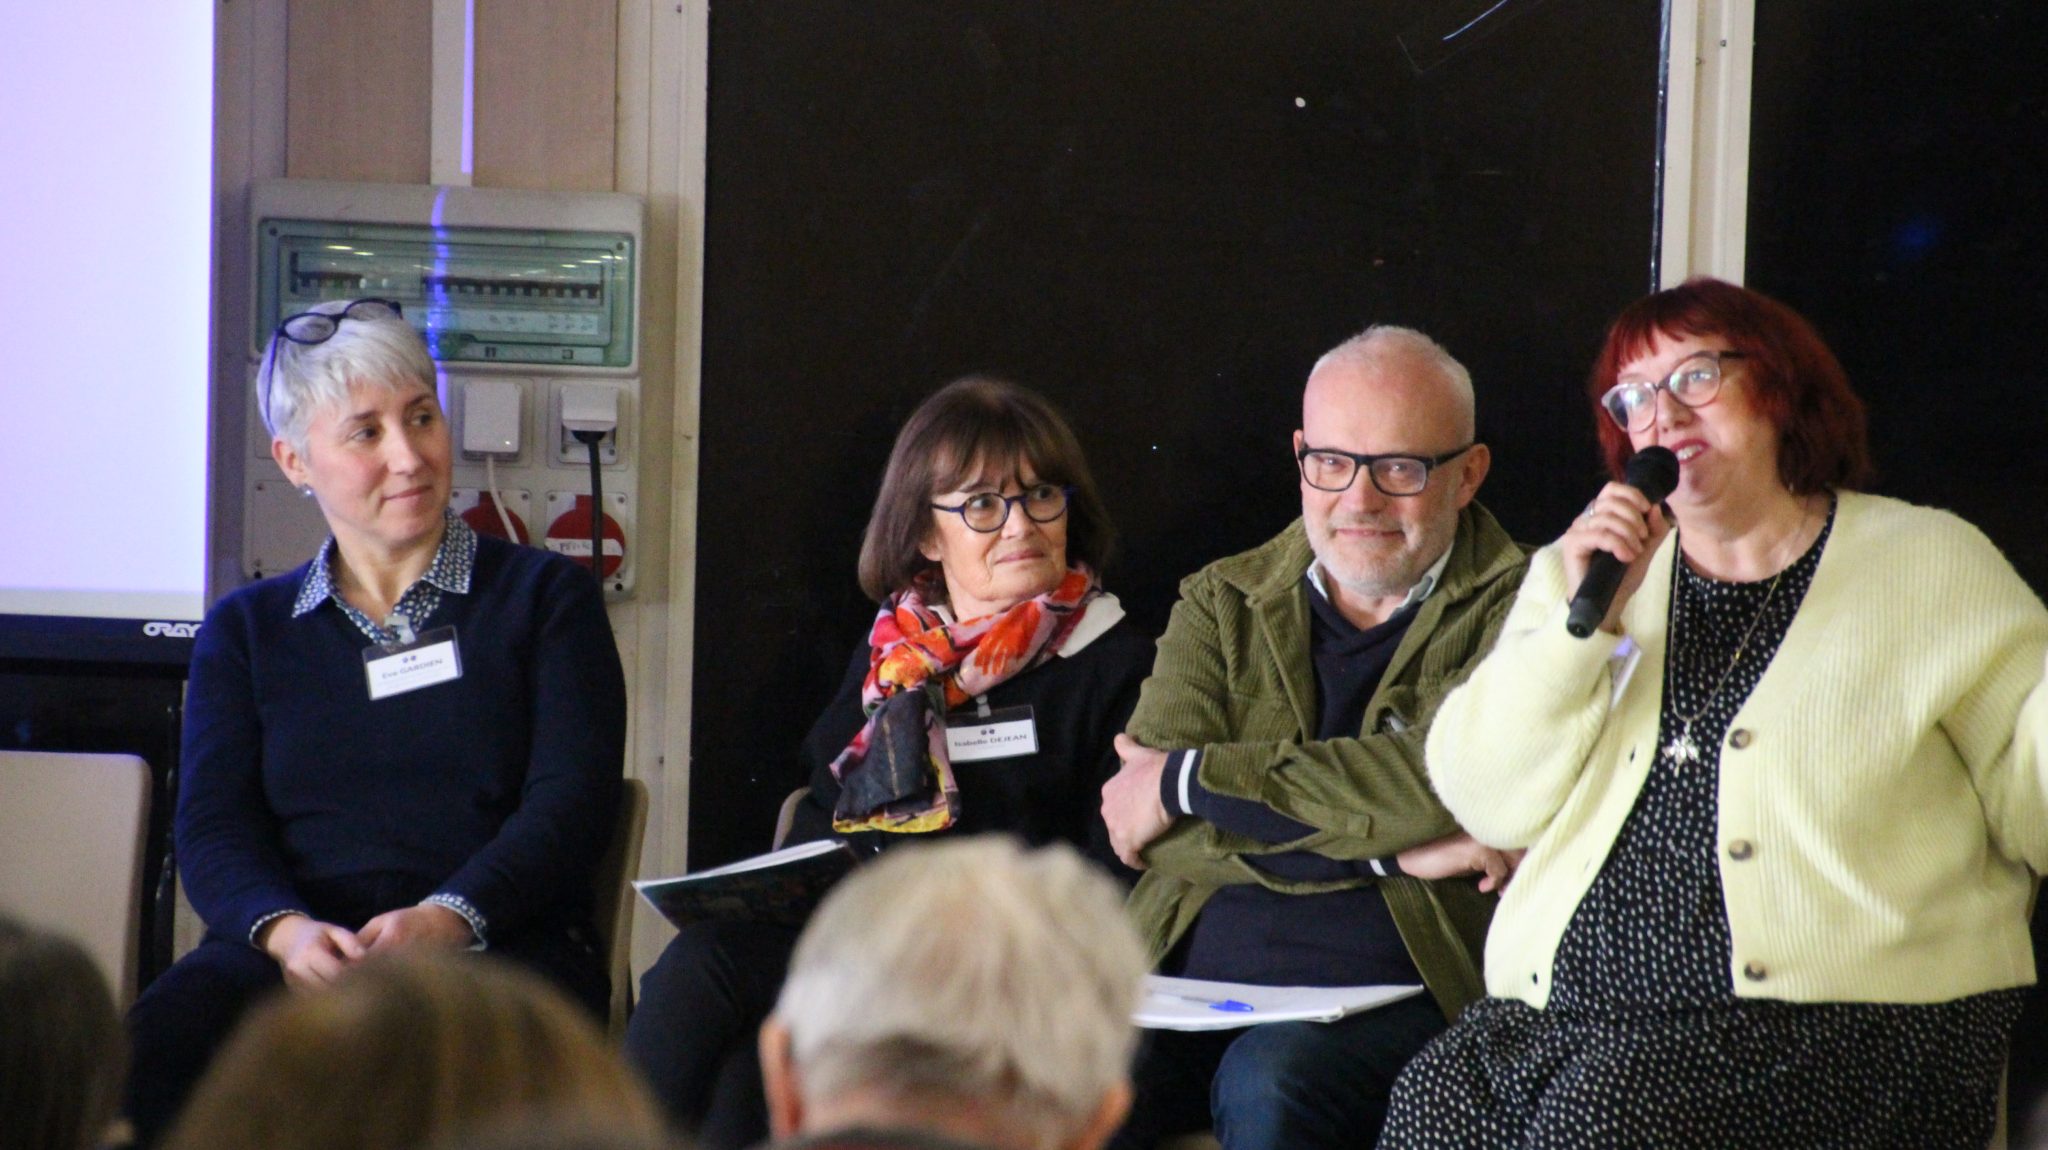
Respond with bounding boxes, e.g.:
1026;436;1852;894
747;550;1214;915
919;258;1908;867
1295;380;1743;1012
123;874;606;1148
1110;993;1445;1150
124;937;281;1148
622;919;801;1149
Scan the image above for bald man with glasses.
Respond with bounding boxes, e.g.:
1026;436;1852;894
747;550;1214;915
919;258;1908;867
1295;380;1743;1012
1099;326;1529;1150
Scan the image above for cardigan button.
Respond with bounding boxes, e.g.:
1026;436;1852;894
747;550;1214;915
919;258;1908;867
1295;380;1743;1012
1728;728;1754;749
1742;961;1768;982
1728;839;1754;861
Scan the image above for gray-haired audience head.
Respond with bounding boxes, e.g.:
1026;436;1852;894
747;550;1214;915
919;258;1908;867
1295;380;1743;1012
2022;1094;2048;1150
257;298;439;452
761;838;1147;1150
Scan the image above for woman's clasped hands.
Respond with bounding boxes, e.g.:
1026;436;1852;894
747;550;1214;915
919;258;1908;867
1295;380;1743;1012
258;904;474;990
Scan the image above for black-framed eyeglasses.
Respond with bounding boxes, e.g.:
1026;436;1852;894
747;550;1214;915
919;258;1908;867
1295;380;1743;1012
1296;443;1474;496
260;298;406;430
930;484;1075;533
1599;349;1746;432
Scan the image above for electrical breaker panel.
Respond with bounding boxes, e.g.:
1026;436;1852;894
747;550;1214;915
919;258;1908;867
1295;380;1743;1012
243;179;644;596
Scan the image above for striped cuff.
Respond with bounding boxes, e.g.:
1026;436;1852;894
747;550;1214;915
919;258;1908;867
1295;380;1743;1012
1158;748;1202;817
423;893;490;951
247;908;304;948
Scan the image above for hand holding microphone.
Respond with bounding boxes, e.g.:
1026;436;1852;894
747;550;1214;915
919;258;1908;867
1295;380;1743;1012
1564;446;1679;638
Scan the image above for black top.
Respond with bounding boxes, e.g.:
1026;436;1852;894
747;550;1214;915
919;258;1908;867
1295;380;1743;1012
787;614;1154;876
1550;514;1834;1009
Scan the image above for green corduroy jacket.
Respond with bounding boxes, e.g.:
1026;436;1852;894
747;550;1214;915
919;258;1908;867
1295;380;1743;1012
1126;502;1530;1019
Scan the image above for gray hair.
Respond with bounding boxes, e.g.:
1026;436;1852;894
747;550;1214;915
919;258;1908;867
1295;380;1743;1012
1312;325;1476;439
772;838;1146;1150
257;299;438;450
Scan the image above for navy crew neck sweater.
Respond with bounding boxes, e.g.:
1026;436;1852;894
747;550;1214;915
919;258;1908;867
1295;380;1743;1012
176;533;626;945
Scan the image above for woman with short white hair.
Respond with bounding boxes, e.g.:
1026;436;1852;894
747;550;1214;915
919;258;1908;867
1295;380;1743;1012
124;299;626;1146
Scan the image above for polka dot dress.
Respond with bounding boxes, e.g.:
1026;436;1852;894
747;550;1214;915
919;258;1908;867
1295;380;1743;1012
1380;501;2025;1149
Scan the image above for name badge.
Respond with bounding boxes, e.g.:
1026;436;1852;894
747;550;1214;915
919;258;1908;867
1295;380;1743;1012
944;705;1039;762
1608;635;1643;707
363;626;463;701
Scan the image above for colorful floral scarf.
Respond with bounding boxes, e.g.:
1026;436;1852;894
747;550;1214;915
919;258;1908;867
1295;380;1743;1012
828;564;1100;833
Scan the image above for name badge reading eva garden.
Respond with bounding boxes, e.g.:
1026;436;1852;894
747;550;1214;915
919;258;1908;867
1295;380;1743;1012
363;626;463;701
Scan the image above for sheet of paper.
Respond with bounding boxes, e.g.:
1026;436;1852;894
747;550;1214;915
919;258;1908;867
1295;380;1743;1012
632;838;844;890
1134;975;1426;1032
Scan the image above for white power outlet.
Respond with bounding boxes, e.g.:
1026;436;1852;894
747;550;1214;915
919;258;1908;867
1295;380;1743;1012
554;383;623;465
462;379;524;458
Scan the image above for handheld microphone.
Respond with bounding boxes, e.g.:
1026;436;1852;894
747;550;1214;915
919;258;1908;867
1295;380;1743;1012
1565;446;1680;638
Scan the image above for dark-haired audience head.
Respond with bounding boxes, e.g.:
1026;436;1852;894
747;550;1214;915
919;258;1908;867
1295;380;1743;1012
760;838;1147;1150
1586;276;1873;493
160;952;665;1150
857;376;1113;608
0;916;123;1150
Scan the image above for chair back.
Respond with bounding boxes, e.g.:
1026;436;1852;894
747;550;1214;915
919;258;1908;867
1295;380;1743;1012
592;775;649;1035
0;750;152;1007
772;785;811;850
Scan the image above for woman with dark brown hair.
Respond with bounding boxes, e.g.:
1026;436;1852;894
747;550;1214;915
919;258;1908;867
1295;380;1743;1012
0;917;123;1150
624;376;1152;1149
1380;277;2048;1148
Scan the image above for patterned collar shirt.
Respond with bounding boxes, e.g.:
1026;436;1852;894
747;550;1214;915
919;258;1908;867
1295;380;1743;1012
291;512;478;644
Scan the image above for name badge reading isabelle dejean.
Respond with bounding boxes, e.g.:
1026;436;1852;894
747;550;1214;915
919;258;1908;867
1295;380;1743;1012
362;626;463;701
944;705;1039;763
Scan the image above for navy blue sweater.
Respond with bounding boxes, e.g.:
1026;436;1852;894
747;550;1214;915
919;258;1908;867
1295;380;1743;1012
177;534;626;945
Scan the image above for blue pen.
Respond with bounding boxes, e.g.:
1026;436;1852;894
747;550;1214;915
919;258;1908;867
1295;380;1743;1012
1159;991;1255;1013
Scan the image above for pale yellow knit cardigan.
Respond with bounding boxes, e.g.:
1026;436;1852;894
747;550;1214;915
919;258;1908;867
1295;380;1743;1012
1430;491;2048;1008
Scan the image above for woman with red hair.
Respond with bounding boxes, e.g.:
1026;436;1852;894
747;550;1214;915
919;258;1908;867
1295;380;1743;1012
1380;278;2048;1148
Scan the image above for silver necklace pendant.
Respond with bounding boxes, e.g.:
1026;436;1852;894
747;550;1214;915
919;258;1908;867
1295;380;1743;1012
1664;722;1702;766
1662;556;1793;772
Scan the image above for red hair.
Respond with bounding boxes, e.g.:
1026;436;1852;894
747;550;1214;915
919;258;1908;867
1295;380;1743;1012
1587;277;1874;493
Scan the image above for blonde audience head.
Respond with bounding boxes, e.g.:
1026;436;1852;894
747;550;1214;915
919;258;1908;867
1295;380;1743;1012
0;916;123;1150
421;1115;685;1150
761;837;1148;1150
161;952;665;1150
